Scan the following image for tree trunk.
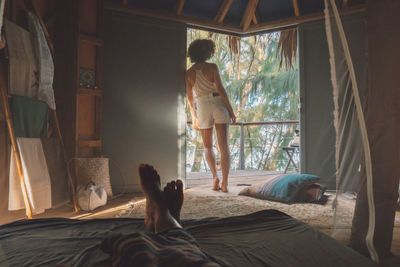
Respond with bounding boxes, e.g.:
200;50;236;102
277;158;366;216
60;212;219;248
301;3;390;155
191;136;204;172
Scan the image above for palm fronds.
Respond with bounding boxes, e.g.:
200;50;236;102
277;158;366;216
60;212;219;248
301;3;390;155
277;28;297;70
228;35;241;57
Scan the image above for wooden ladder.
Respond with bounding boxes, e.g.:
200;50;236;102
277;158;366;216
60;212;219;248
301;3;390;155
0;4;80;218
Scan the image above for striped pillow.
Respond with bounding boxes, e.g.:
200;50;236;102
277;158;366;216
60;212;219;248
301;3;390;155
239;174;320;203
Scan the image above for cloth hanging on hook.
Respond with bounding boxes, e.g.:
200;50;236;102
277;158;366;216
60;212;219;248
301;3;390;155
0;0;5;43
4;19;38;98
27;12;56;110
8;138;52;215
10;94;48;138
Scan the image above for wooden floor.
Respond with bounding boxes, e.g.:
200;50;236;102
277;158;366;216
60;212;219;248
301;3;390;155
0;170;283;225
186;169;284;188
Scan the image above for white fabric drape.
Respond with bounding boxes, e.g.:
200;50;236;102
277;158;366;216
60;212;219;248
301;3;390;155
4;17;56;109
8;138;52;215
4;19;38;98
324;0;378;262
27;12;56;110
0;0;5;43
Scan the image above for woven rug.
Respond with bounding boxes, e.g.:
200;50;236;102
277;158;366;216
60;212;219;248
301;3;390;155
118;184;400;229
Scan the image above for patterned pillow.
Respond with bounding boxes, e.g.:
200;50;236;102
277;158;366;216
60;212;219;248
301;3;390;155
292;183;327;203
239;174;320;203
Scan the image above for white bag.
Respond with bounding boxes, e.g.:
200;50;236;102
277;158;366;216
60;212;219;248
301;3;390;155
77;182;107;211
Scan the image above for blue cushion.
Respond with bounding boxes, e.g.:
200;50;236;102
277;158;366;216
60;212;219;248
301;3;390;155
239;174;320;203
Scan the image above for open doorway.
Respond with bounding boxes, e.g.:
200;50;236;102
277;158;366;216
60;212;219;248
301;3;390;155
186;28;300;189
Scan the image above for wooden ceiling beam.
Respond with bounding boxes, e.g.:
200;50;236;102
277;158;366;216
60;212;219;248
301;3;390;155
105;2;242;35
240;0;259;31
252;11;258;25
246;4;365;36
105;2;365;36
292;0;300;16
214;0;232;23
175;0;185;15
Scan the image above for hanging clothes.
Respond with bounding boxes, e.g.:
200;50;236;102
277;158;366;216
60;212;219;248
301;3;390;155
27;12;56;110
10;95;48;138
8;138;51;215
4;19;38;98
0;0;5;43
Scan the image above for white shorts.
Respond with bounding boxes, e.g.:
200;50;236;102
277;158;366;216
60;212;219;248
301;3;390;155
196;94;230;129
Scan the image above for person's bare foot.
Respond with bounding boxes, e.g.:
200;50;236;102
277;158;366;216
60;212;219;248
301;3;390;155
212;177;221;191
145;199;155;231
138;164;182;233
163;180;184;223
138;164;166;230
221;180;228;193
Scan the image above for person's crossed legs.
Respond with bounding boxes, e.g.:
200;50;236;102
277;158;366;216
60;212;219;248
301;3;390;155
95;164;221;267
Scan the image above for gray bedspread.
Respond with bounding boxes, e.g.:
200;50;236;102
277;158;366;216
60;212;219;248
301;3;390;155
0;209;376;267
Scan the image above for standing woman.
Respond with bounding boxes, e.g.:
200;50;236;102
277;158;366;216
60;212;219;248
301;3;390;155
186;39;236;192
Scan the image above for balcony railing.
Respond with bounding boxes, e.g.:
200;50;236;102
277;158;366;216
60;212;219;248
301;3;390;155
186;120;300;172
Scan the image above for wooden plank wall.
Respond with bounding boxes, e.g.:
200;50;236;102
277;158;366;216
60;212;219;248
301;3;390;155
76;0;103;157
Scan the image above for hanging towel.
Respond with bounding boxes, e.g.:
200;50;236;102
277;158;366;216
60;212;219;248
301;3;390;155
41;138;70;208
27;12;56;110
8;138;52;215
0;0;5;43
4;19;38;98
10;95;47;138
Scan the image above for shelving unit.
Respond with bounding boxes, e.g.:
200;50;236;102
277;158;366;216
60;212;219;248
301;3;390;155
76;0;103;157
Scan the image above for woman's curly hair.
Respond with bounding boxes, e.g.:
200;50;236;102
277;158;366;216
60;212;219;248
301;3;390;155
188;39;215;63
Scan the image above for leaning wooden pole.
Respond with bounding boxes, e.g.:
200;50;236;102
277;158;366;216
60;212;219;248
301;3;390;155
31;1;79;212
0;64;33;219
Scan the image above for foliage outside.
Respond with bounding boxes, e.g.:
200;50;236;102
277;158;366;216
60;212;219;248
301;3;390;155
186;29;300;172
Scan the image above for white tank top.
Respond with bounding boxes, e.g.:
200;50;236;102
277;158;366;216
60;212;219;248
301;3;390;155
193;70;217;97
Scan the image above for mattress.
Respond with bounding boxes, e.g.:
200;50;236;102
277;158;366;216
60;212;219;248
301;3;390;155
0;209;376;267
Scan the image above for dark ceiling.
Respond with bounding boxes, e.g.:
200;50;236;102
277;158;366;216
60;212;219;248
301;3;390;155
106;0;366;35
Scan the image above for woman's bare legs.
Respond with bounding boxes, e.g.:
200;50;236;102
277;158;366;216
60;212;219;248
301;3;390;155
200;128;221;190
215;124;230;192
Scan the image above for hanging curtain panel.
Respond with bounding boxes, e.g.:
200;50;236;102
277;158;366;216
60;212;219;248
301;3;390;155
324;0;378;262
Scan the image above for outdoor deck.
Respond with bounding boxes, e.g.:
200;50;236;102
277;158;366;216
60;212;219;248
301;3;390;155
186;169;291;188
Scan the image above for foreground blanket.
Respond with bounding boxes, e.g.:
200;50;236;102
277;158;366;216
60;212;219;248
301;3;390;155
0;210;376;267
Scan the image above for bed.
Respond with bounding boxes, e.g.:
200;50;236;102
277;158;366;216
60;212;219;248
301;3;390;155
0;209;376;267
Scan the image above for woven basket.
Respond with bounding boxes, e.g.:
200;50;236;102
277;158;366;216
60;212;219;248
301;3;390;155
74;158;113;197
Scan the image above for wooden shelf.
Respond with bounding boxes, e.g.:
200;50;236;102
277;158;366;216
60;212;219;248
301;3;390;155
78;88;102;96
79;33;104;46
78;139;102;147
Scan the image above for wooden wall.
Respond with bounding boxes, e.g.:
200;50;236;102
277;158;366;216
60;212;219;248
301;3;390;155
53;0;103;159
1;0;103;160
0;0;103;218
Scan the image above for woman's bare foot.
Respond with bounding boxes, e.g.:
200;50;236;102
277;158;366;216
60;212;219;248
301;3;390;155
221;180;228;193
163;180;184;223
212;177;221;191
138;164;181;233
